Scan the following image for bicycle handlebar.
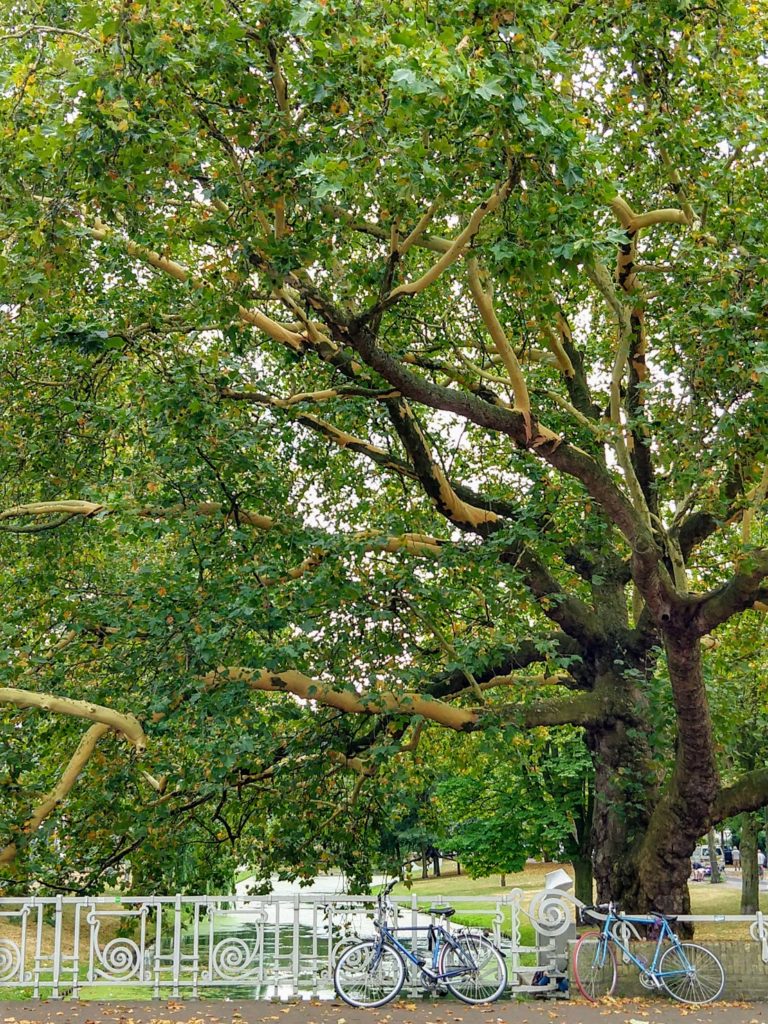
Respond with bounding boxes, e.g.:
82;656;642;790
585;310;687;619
580;902;616;924
374;879;399;925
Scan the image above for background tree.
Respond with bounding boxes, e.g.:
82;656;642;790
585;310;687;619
706;612;768;911
1;0;768;914
436;729;593;900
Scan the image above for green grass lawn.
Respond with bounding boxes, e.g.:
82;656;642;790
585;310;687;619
386;863;566;944
386;863;761;943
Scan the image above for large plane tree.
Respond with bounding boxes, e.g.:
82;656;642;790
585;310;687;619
1;0;768;913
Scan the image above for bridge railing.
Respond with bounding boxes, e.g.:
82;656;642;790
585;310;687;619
0;889;766;1000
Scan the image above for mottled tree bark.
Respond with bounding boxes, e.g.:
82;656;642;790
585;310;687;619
707;827;722;884
741;813;761;915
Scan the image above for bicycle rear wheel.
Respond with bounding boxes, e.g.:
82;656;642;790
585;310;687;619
572;931;617;1001
658;942;724;1004
333;941;406;1008
438;933;507;1003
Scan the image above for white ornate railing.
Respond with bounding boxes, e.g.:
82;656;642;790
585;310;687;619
5;887;766;1001
0;887;577;999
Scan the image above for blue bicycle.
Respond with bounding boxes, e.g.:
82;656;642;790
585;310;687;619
333;880;507;1007
573;902;725;1004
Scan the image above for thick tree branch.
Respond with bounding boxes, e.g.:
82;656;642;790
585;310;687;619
713;768;768;822
343;321;649;551
221;384;523;519
382;180;511;306
467;257;532;434
609;197;690;232
0;687;146;751
0;723;110;866
499;690;607;728
82;220;313;354
428;634;586;698
693;550;768;635
201;667;480;731
385;400;500;531
201;663;606;737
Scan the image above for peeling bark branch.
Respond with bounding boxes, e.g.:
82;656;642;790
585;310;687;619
0;687;146;751
383;181;511;305
587;261;653;527
82;221;309;353
385;400;500;531
610;196;690;232
741;463;768;545
344;322;646;551
467;257;532;434
0;723;110;866
0;498;275;533
399;203;439;255
1;25;95;42
201;663;606;737
429;634;586;698
202;666;480;731
0;500;105;522
273;531;445;586
499;690;607;728
538;315;576;378
345;215;451;254
220;385;394;409
221;389;416;480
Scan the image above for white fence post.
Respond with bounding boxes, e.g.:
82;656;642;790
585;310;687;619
172;894;182;997
51;894;63;999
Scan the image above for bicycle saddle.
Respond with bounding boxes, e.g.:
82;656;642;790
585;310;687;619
428;906;456;917
651;911;678;923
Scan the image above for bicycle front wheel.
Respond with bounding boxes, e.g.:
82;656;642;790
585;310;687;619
572;931;617;1001
438;933;508;1004
658;942;725;1004
333;941;406;1008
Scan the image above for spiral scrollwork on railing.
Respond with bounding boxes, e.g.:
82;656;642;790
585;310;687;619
95;937;142;980
330;935;362;967
208;937;260;979
0;939;21;982
526;889;575;937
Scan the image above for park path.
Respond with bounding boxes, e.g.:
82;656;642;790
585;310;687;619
2;997;768;1024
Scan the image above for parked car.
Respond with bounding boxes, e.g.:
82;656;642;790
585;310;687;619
691;845;725;870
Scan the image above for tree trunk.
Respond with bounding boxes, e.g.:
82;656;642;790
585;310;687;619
500;874;506;887
630;630;719;919
421;853;428;879
741;812;760;915
707;827;721;884
572;857;593;906
588;712;655;907
432;851;440;877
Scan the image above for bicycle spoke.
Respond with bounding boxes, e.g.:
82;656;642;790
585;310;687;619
658;943;724;1004
572;932;617;1001
334;942;406;1008
439;934;507;1004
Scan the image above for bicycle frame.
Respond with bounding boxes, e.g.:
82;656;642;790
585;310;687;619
371;883;480;981
593;905;689;981
375;920;475;980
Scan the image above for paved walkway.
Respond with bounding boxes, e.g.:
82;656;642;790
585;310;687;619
2;998;768;1024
